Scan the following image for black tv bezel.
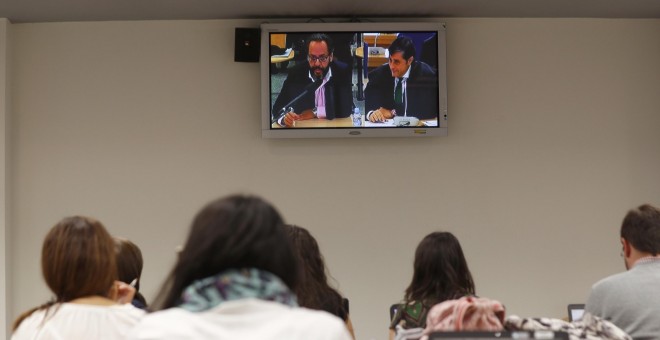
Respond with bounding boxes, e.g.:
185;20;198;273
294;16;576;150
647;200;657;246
260;22;448;138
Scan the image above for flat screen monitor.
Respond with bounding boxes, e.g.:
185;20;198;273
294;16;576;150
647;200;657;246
260;22;447;138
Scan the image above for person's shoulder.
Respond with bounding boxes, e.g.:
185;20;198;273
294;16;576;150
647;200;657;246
373;63;391;74
331;60;351;78
367;64;392;82
12;308;49;338
332;59;349;70
126;308;197;340
411;61;437;77
288;307;352;339
108;303;147;320
590;270;630;292
290;305;342;321
137;307;195;322
286;63;310;77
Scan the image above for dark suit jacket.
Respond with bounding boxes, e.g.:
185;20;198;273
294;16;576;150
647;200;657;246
271;60;354;121
364;61;438;120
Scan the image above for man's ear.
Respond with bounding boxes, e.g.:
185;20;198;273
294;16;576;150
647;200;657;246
622;237;632;257
407;56;414;65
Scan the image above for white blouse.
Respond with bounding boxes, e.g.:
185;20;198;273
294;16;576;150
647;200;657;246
127;298;351;340
12;303;145;340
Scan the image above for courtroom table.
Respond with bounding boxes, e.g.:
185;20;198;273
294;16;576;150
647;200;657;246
270;49;295;64
272;117;434;128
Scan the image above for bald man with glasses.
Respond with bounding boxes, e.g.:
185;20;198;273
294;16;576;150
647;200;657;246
272;33;354;127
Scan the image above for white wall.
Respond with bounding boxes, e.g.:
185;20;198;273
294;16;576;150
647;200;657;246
1;17;11;340
7;18;660;340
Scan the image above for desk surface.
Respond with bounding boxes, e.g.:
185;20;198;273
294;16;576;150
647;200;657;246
271;49;295;64
272;117;354;128
363;33;398;48
272;117;435;128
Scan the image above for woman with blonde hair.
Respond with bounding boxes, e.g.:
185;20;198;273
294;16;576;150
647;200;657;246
12;216;144;339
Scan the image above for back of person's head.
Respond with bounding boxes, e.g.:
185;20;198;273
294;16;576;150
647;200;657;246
621;204;660;255
389;36;416;61
405;231;475;305
43;216;118;301
283;224;346;318
13;216;117;330
153;194;298;310
115;237;147;307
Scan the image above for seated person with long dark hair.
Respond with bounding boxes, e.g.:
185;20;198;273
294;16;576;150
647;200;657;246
115;237;148;309
390;231;476;340
12;216;144;339
284;224;355;338
127;194;352;340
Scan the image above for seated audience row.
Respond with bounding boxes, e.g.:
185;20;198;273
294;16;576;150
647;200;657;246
13;195;352;340
389;203;660;340
12;195;660;340
12;216;145;339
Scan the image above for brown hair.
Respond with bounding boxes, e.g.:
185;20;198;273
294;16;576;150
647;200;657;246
115;237;147;307
621;204;660;255
151;195;298;310
283;224;347;320
404;232;475;307
13;216;118;331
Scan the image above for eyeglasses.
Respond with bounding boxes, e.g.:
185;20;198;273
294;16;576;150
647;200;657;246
308;55;330;63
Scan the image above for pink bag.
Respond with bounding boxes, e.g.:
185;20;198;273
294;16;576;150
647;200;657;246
421;296;505;338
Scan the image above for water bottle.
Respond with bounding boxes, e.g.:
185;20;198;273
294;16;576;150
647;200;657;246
352;107;361;127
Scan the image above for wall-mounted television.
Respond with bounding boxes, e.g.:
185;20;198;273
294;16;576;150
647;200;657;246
261;22;447;138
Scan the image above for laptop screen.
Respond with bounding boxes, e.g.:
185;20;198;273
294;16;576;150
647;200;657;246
567;304;585;322
429;331;569;340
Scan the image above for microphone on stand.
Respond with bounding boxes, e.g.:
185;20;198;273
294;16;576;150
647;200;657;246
273;79;323;125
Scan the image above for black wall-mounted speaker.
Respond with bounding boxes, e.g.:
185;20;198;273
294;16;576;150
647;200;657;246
234;28;260;63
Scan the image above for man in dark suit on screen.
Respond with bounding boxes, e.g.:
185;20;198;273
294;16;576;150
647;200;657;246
272;33;354;127
364;36;438;122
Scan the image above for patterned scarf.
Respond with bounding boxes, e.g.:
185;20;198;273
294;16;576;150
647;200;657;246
178;268;298;312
